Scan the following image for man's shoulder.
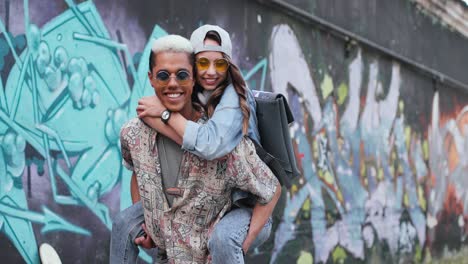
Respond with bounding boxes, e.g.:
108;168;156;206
120;117;152;138
121;117;144;130
218;137;255;161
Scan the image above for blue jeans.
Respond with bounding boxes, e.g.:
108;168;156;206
109;201;167;264
109;202;272;264
208;207;272;264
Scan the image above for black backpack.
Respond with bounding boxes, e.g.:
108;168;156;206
252;90;300;188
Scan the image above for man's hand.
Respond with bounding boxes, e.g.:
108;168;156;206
137;95;165;118
241;236;254;255
242;184;282;255
134;223;156;249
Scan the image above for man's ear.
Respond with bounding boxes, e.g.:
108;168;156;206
147;71;154;87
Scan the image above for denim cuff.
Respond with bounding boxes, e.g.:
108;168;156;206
182;121;199;151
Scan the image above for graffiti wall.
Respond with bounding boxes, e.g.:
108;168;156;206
1;0;467;263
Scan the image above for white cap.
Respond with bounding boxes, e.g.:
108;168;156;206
190;24;232;58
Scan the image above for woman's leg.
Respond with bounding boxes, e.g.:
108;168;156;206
208;207;272;264
109;201;145;264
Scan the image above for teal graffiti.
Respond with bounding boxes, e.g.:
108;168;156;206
0;1;273;262
244;58;268;92
0;0;130;262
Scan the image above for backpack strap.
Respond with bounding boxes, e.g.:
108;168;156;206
252;139;292;189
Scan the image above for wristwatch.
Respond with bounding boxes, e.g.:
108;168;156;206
161;109;171;124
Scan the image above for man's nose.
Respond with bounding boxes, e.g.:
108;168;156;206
167;76;179;87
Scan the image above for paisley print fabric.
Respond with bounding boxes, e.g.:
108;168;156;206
120;117;278;263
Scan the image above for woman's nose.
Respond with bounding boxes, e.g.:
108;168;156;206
206;63;217;75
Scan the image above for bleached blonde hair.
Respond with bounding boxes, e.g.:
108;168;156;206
149;35;194;71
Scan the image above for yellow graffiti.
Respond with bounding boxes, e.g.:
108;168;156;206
337;82;348;105
418;186;426;211
297;251;313;264
422;139;429;161
405;126;411;150
321;74;334;99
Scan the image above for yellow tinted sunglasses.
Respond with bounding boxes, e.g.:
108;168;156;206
195;57;230;73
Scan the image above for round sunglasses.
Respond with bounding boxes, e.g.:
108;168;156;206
195;57;230;73
153;70;192;86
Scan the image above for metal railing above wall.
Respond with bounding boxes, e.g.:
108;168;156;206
257;0;468;92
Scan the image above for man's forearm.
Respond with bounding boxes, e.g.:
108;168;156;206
141;116;183;145
167;112;188;140
243;184;282;251
130;172;140;204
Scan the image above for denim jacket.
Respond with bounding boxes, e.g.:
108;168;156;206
182;83;260;160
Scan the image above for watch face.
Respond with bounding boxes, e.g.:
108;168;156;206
161;110;171;123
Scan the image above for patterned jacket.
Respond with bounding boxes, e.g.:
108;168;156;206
120;117;278;263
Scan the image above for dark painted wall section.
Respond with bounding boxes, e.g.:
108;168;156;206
281;0;468;85
0;0;467;263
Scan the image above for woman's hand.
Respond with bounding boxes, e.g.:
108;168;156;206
137;95;165;118
136;95;183;144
